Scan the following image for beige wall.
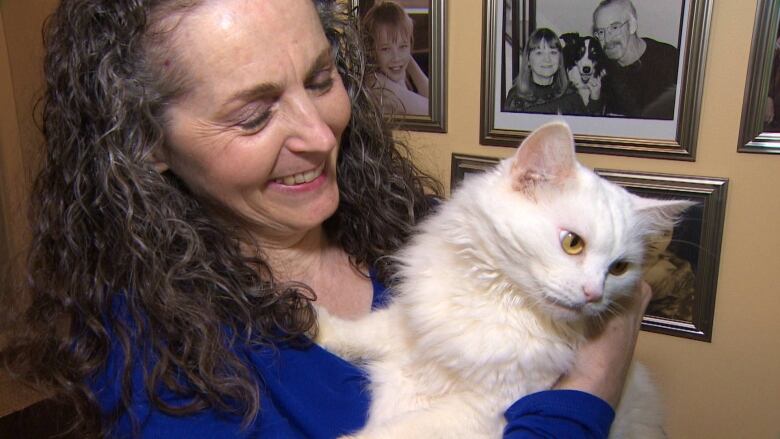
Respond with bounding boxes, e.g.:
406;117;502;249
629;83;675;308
0;0;778;436
405;1;780;438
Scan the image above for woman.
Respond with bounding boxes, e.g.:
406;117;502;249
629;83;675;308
361;1;429;116
506;28;603;115
2;0;650;437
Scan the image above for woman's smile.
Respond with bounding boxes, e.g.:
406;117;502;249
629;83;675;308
270;162;328;188
156;0;351;239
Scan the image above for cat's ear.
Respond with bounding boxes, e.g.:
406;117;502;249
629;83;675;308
632;196;696;237
511;121;577;192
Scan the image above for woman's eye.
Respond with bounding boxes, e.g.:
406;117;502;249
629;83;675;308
307;70;335;94
559;230;585;255
238;108;272;132
608;260;630;276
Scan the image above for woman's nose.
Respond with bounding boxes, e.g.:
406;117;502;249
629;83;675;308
283;92;337;153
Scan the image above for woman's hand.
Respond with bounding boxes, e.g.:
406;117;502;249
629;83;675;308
553;281;653;408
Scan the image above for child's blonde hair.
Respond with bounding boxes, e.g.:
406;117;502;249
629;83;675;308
361;2;414;66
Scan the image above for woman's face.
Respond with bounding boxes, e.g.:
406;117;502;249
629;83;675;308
373;25;411;83
155;0;351;243
528;41;560;85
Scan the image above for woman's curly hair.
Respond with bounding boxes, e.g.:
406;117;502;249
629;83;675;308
1;0;441;436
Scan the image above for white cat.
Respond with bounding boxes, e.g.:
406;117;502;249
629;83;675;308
315;121;690;438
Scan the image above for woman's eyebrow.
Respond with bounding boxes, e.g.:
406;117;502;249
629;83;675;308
304;46;336;80
225;82;283;109
217;46;334;117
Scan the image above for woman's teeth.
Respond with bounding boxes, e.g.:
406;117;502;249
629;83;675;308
274;164;324;186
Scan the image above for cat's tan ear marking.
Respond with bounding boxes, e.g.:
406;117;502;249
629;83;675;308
511;121;576;194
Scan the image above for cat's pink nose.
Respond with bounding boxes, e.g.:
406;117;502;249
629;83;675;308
582;286;603;303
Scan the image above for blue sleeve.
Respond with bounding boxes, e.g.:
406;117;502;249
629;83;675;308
503;390;615;439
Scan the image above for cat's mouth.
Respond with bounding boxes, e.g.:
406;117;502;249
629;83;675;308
539;294;585;316
539;294;604;319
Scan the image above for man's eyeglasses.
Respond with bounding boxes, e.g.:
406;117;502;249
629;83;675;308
593;20;629;39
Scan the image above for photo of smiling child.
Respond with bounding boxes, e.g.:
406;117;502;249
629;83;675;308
361;1;430;116
505;28;604;115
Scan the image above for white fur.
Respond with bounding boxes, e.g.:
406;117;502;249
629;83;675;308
316;122;688;438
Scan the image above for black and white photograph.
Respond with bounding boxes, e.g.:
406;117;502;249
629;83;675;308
739;0;780;153
353;0;447;132
502;0;682;120
481;0;713;159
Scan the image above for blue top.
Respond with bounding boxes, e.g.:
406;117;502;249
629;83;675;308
92;275;615;438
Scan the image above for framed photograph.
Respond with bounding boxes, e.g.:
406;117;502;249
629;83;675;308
594;170;727;342
480;0;713;160
451;154;728;342
738;0;780;154
450;154;502;186
352;0;446;132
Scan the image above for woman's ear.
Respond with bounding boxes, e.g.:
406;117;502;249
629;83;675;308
148;148;170;173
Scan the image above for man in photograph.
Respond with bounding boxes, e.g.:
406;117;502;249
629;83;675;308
593;0;679;119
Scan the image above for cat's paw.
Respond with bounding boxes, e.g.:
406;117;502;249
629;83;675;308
311;304;335;345
312;307;374;361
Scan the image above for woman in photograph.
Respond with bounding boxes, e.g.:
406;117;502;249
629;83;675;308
361;1;429;116
2;0;652;437
505;28;603;115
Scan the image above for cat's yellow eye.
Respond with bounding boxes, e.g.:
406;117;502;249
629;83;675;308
609;260;630;276
559;231;585;255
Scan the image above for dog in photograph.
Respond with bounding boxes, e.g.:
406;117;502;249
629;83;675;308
560;33;607;106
